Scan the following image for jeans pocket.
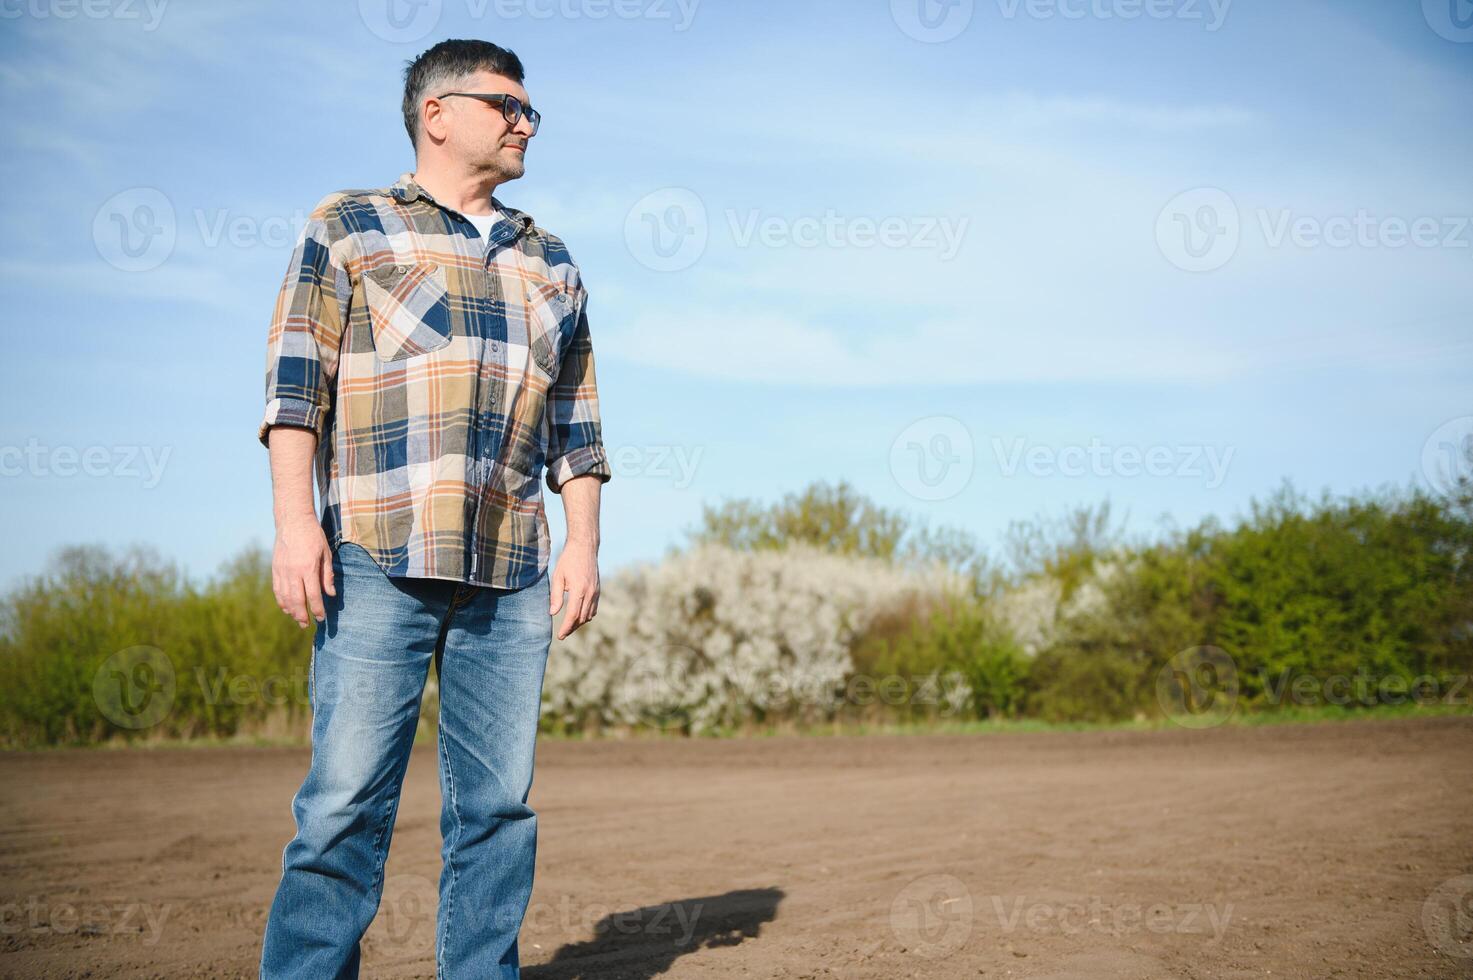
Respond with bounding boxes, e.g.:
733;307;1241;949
328;541;387;607
333;540;378;570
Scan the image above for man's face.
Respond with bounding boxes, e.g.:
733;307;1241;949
431;70;536;181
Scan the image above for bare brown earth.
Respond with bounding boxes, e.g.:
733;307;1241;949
2;715;1471;979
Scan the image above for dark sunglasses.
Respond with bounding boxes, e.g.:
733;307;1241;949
438;92;540;135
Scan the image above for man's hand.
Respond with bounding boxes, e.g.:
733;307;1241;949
266;426;333;629
272;513;336;629
549;537;599;640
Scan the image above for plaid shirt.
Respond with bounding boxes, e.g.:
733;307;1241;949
258;172;611;591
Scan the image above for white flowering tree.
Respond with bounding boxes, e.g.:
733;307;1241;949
542;542;966;734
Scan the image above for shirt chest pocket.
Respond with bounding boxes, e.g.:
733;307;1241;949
525;280;577;379
363;261;454;362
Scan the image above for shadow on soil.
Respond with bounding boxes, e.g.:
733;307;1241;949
524;886;784;979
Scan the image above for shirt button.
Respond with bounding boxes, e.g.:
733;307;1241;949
395;264;407;273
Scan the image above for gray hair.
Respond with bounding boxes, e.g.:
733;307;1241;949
401;39;526;150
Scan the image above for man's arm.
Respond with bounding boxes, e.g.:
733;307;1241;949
258;201;350;628
268;427;334;628
545;287;612;639
549;473;602;639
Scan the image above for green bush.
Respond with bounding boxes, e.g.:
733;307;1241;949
851;592;1028;722
0;543;312;748
1013;479;1473;721
2;478;1469;745
1206;481;1473;707
1023;646;1148;724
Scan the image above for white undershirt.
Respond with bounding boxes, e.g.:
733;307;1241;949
463;210;500;240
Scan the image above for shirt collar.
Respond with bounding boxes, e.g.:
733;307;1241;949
390;171;535;237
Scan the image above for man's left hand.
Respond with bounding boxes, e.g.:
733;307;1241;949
549;538;599;640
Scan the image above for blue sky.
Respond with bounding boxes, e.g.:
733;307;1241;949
1;0;1470;590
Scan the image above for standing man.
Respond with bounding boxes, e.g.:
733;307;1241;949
257;39;611;979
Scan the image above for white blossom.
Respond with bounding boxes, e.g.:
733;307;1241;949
543;543;965;733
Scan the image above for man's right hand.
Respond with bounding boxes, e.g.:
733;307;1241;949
273;515;336;629
266;425;333;629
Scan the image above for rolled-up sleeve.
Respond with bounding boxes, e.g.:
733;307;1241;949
544;288;612;493
257;205;349;449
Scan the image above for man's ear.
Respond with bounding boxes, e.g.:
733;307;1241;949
420;96;446;145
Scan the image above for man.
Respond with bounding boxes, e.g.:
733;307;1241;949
257;39;611;980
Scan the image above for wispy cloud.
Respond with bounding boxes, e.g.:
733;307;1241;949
976;92;1257;131
0;258;256;314
607;309;1252;385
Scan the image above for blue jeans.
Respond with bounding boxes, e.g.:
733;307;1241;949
260;541;554;979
